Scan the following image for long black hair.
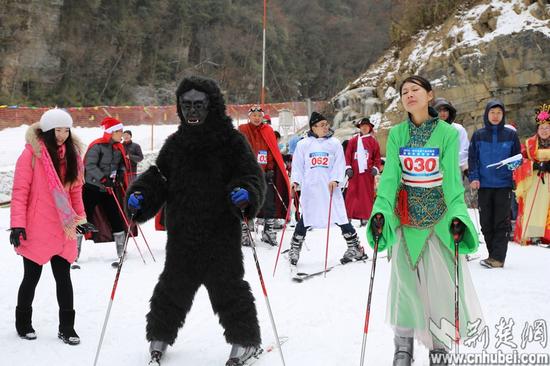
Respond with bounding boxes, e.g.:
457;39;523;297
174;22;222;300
39;129;80;185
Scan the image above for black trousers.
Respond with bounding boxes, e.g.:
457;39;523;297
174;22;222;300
478;188;512;262
17;256;73;310
259;175;276;218
83;184;125;233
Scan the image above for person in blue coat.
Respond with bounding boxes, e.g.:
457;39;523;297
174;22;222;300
468;100;521;268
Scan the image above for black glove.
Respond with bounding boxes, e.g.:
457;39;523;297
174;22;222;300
100;176;114;188
10;228;26;247
371;167;378;176
345;168;354;179
450;218;466;242
371;213;384;238
265;170;274;183
76;222;98;235
534;161;550;173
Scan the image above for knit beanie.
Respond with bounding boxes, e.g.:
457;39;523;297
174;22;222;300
39;108;73;132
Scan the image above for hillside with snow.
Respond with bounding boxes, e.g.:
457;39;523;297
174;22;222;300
332;0;550;148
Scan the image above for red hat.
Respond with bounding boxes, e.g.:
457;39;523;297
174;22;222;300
101;117;124;133
263;114;271;122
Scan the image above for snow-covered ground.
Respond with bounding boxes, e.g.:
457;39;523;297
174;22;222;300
0;206;549;366
1;119;548;365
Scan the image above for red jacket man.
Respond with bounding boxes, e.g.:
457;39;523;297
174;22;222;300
238;105;290;245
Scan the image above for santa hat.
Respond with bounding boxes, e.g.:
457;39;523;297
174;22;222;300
309;111;327;128
101;117;124;133
39;108;73;132
263;114;271;123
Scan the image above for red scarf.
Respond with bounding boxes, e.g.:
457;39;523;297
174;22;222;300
86;132;132;188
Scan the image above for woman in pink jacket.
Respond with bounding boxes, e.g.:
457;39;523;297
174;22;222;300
10;108;96;345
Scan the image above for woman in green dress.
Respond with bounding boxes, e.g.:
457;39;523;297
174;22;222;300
367;76;483;365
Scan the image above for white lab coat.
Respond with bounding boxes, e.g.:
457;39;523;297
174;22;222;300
452;122;469;169
291;134;348;228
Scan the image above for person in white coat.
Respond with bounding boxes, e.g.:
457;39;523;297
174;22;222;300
288;112;366;266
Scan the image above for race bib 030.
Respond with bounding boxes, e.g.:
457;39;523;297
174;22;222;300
257;150;268;165
399;147;442;187
309;152;330;169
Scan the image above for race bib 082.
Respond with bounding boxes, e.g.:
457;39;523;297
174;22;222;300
399;147;442;187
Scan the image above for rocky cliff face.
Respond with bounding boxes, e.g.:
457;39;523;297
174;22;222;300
0;0;62;97
333;0;550;152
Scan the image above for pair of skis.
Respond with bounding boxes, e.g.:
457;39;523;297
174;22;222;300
289;253;379;282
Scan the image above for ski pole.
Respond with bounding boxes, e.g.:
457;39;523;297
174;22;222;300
93;215;135;366
273;194;294;277
270;182;288;213
135;222;156;262
241;211;287;366
360;214;382;366
469;188;481;235
106;187;146;264
324;187;334;277
451;219;462;355
521;174;542;242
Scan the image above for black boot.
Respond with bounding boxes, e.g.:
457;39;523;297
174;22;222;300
15;306;37;340
58;309;80;345
393;336;413;366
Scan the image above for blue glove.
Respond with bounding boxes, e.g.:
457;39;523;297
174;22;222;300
230;188;249;209
127;192;144;211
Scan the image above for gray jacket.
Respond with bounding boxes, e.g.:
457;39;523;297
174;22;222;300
84;142;126;191
123;141;143;173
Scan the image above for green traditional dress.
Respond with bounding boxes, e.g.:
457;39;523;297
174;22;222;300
367;112;484;349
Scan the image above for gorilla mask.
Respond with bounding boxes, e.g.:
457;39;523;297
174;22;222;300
179;89;209;126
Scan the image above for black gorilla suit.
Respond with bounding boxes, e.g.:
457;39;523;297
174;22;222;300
126;76;266;346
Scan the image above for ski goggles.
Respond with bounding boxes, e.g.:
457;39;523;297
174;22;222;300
248;105;264;115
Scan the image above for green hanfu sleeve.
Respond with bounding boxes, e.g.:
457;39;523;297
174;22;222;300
434;128;479;254
366;126;403;251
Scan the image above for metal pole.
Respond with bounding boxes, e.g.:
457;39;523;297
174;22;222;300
261;0;267;105
93;221;133;366
242;212;286;366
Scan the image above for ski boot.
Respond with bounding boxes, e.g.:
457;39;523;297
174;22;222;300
72;234;83;269
148;340;168;365
15;306;37;340
340;232;367;264
393;336;414;366
111;231;126;268
58;309;80;345
288;233;305;266
429;349;449;365
261;218;277;246
225;344;262;366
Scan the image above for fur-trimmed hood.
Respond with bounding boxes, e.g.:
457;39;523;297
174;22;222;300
25;122;85;157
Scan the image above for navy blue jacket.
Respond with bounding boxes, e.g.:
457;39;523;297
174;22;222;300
468;100;521;188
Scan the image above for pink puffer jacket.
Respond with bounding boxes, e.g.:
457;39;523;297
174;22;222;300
10;124;86;265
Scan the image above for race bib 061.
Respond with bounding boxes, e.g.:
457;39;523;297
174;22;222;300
257;150;268;165
399;147;442;187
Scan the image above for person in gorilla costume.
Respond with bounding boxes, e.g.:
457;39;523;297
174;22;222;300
125;76;266;365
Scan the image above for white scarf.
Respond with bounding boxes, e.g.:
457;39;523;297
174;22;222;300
356;133;368;174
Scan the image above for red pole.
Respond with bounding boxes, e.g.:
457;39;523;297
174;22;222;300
260;0;267;106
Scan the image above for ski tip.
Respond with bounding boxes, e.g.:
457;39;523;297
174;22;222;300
70;264;81;270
